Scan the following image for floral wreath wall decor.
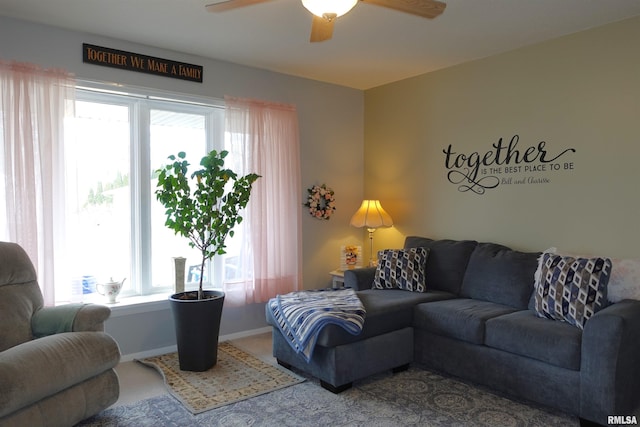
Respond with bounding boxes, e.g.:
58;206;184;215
304;184;336;220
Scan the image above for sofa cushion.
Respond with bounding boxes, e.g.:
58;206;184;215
403;237;477;294
608;258;640;302
534;253;611;330
373;247;429;292
413;298;517;344
485;310;582;371
310;289;455;348
460;243;540;309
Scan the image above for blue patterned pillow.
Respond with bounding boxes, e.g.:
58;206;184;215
534;253;611;329
373;247;429;292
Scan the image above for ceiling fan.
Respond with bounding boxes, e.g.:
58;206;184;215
205;0;446;42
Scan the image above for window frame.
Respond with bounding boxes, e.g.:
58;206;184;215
68;85;226;300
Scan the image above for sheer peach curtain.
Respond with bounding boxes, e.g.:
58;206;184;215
0;61;75;305
224;95;302;305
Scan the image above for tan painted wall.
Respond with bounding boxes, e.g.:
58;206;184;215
364;16;640;259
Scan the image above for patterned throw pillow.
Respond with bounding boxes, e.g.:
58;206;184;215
538;248;640;303
534;253;612;329
372;247;429;292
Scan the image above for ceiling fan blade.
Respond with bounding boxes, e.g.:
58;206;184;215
310;16;334;43
361;0;446;19
205;0;275;13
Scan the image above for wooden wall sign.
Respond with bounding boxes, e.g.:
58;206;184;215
82;43;203;83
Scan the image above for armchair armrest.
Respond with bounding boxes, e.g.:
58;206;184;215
580;299;640;423
344;267;376;290
31;303;111;338
72;304;111;332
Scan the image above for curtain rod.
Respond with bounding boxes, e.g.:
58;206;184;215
75;78;224;109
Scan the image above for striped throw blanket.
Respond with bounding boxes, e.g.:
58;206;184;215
268;288;366;362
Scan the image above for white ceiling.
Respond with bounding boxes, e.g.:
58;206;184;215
1;0;639;90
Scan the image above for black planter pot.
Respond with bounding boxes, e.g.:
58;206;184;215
169;290;225;372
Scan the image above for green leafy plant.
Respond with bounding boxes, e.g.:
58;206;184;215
155;150;260;299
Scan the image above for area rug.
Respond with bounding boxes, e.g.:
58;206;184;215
78;365;578;426
134;341;305;414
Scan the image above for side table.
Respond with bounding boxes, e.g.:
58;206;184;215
329;270;345;289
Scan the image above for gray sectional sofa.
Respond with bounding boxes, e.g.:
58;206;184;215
267;236;640;426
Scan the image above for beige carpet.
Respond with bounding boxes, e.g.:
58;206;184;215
137;341;305;414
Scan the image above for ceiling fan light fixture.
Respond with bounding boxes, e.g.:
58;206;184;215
302;0;358;19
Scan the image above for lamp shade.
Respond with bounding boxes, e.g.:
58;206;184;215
350;200;394;229
301;0;358;18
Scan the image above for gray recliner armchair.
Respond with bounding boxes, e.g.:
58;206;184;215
0;241;120;427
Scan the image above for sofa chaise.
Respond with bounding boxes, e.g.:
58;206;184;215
266;236;640;426
0;242;121;427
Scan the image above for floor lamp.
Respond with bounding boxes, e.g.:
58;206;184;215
349;200;394;267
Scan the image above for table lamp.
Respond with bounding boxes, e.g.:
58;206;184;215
349;200;394;266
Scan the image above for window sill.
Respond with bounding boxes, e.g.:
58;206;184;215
81;292;172;317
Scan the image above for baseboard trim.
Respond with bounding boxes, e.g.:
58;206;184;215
118;326;273;362
120;345;177;362
220;326;272;342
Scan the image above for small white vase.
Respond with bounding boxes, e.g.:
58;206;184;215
173;257;186;294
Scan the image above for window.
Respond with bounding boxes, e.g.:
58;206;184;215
2;71;300;306
61;88;233;303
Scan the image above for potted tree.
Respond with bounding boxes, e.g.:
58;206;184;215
155;150;260;371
